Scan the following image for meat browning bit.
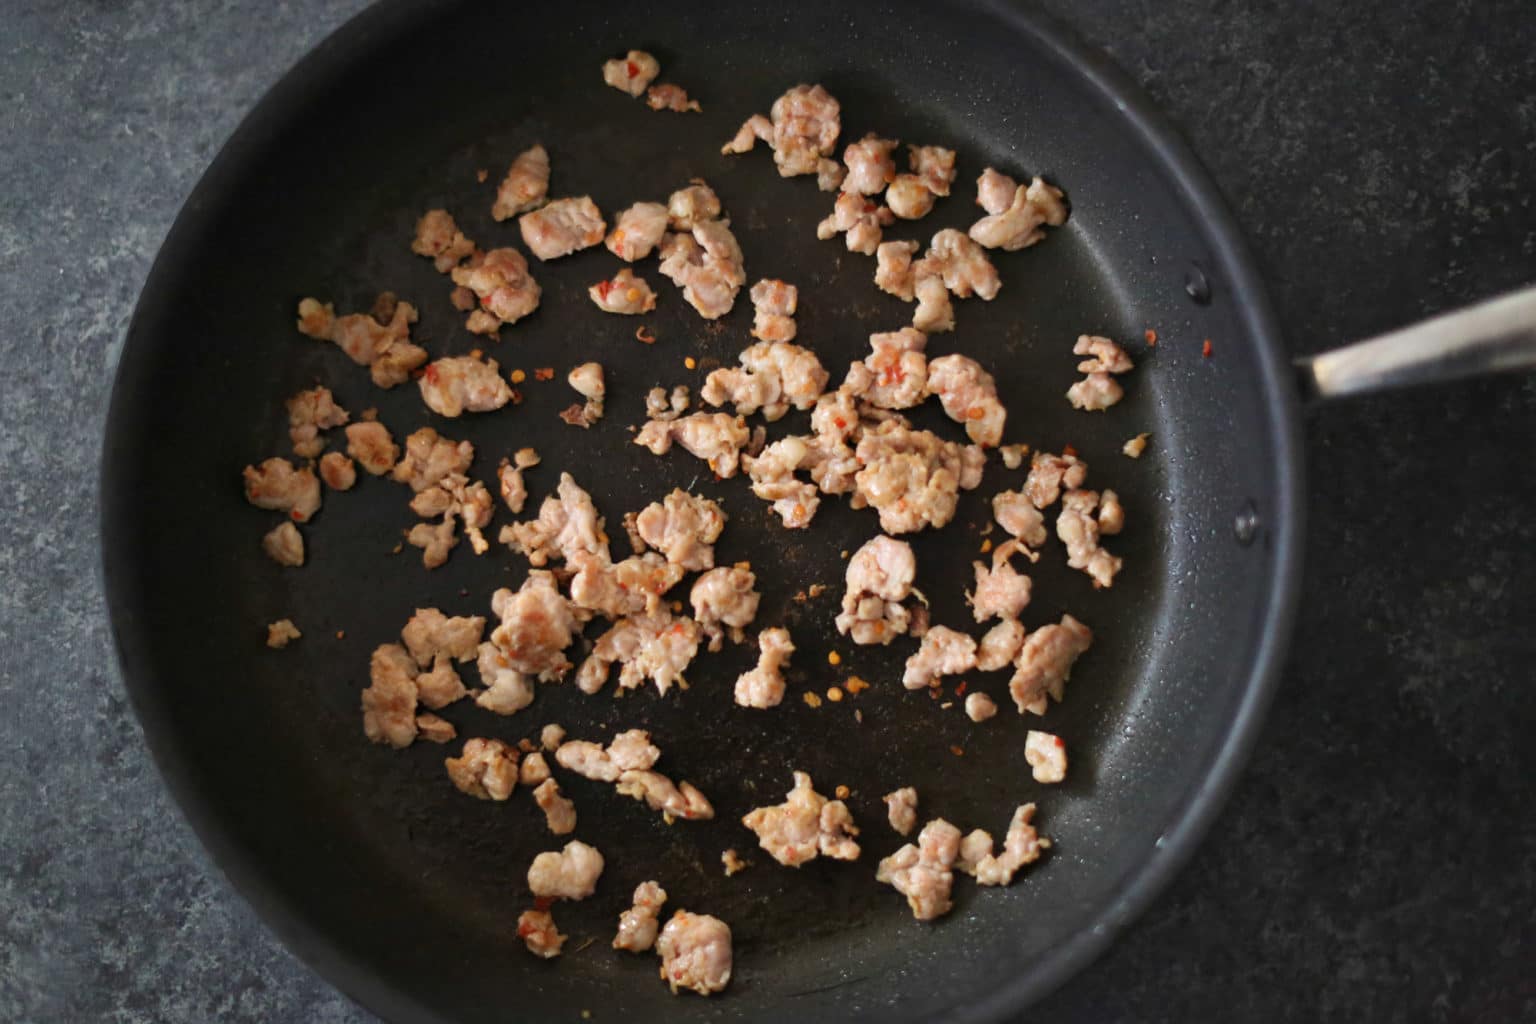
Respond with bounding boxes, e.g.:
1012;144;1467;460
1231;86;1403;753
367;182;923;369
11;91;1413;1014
741;771;860;867
634;412;751;478
261;521;305;567
902;626;978;690
969;175;1067;251
722;84;841;180
518;908;566;958
345;421;399;475
244;458;320;523
647;83;701;113
843;133;897;195
445;736;519;800
1010;614;1093;715
836;534;916;645
925;353;1006;446
492;144;549;221
520;197;606;261
1057;489;1124;587
411;209;474;272
606;203;669;262
637;489;725;571
295;295;427;388
603;50;660;97
747;278;799;343
265;619;301;649
817;191;894;255
285;386;348;458
1025;731;1068;783
876;818;961;921
701;338;828;421
883;787;918;836
734;627;793;708
657;220;746;319
1066;334;1133;411
450;247;542;332
955;804;1050;885
533;778;577;834
527;840;604;901
908;144;957;196
560;362;606;428
418;353;513;418
614;881;668;952
656;911;732;996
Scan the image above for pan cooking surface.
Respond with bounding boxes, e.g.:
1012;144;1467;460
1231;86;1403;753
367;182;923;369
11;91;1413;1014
102;1;1302;1019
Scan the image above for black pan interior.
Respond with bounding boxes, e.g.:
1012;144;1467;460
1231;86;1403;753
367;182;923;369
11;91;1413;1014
101;0;1302;1019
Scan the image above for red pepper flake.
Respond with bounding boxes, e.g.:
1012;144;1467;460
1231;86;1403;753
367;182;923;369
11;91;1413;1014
1202;338;1213;359
1062;443;1078;458
955;681;968;696
289;509;302;521
509;388;523;405
950;745;965;757
479;293;492;306
595;278;615;300
534;367;555;381
1144;328;1158;346
423;363;439;384
626;60;639;77
533;896;554;912
635;325;656;344
335;630;345;640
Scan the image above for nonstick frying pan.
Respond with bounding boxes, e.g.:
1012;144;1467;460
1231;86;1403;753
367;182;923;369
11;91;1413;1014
98;0;1536;1020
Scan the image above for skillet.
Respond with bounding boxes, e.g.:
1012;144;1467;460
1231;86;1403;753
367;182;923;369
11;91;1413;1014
99;0;1536;1019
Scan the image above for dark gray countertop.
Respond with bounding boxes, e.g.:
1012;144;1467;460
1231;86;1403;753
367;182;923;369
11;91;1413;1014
3;1;1533;1021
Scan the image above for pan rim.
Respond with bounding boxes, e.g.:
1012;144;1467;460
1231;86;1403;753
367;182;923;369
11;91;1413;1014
98;0;1306;1020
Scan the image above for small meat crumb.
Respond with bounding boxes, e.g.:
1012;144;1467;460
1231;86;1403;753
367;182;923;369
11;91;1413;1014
845;676;870;695
1122;432;1150;458
615;880;668;952
1025;730;1068;783
647;83;701;113
721;849;748;876
656;911;733;996
741;771;860;866
964;692;998;722
261;521;305;567
445;737;519;800
802;691;822;708
883;787;918;836
603;50;660;97
533;778;578;835
318;452;356;491
518;908;567;959
265;619;301;649
527;840;605;901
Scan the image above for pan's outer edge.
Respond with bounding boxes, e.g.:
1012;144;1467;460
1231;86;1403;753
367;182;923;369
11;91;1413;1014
97;0;1307;1021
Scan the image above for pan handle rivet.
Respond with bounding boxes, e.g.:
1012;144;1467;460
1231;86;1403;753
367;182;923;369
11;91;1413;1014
1184;263;1212;305
1233;500;1260;546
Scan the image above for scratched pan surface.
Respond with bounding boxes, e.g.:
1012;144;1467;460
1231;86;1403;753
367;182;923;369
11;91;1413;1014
101;0;1303;1020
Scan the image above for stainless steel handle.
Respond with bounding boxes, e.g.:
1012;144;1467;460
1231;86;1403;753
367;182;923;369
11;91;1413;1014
1295;284;1536;401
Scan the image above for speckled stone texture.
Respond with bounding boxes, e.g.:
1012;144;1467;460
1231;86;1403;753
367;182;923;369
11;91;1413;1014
2;1;1532;1021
